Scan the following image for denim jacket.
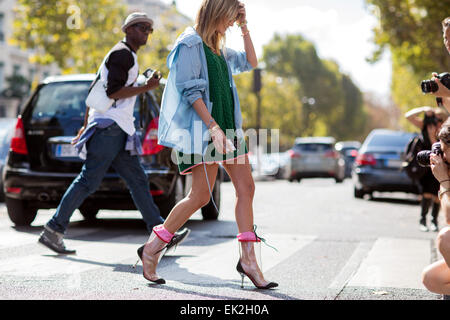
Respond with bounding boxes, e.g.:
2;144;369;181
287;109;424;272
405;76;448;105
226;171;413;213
158;27;253;155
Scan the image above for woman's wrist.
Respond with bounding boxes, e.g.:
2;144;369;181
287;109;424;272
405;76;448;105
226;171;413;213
237;20;247;28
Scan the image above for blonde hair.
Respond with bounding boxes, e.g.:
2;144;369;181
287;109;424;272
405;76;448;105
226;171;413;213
195;0;240;54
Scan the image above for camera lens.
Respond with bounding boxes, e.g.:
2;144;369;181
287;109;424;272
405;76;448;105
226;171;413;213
421;80;439;93
416;150;432;167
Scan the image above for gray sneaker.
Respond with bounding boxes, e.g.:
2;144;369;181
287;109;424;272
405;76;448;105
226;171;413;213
38;225;76;254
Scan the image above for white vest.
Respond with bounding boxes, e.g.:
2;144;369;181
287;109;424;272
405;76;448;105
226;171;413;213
88;42;139;136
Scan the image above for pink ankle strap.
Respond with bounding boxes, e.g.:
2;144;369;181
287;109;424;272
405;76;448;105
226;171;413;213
153;225;174;243
237;231;261;242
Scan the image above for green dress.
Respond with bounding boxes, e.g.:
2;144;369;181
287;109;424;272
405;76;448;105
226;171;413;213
176;42;248;174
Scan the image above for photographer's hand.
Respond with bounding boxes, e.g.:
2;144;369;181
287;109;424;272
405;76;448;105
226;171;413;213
431;72;450;98
430;153;449;183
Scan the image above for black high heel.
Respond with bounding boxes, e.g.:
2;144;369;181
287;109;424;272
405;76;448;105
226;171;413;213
236;260;278;289
135;244;165;284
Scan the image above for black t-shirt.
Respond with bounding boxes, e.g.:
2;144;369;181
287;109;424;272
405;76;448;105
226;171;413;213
105;41;136;96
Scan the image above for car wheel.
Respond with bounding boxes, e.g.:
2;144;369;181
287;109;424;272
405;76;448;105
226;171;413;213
354;187;364;199
335;177;344;183
158;176;184;219
5;197;38;226
79;207;99;221
201;170;222;220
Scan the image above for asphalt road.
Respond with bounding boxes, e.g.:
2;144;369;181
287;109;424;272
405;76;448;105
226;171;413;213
0;178;445;302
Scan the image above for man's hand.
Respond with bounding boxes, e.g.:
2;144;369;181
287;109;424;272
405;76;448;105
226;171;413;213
144;70;161;91
71;126;85;145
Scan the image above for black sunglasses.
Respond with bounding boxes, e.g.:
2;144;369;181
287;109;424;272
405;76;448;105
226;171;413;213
133;23;153;33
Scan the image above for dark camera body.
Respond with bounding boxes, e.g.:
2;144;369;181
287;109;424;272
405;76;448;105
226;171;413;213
417;142;443;167
421;72;450;93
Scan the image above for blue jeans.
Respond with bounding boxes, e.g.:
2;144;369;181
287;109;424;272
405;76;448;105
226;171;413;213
47;123;164;234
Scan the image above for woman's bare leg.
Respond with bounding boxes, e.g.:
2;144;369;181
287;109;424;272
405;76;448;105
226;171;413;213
163;163;219;234
222;155;255;233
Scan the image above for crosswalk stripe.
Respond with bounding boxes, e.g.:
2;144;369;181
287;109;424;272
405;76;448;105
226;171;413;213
0;235;146;277
165;233;316;282
327;241;373;291
0;227;104;250
346;237;431;290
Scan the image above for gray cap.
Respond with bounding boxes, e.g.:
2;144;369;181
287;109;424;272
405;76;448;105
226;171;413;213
121;12;153;33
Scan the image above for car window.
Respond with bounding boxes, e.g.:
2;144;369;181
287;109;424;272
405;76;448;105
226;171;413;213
30;82;90;119
294;143;333;152
367;133;413;148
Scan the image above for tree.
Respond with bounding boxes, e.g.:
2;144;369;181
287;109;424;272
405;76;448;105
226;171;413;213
366;0;450;76
11;0;126;73
366;0;450;118
1;73;30;99
138;7;190;76
262;33;367;141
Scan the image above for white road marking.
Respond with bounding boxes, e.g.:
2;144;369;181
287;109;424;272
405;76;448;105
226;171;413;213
347;237;431;290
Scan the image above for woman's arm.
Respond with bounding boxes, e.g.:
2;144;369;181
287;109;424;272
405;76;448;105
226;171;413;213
192;98;217;130
430;153;450;224
405;106;433;129
237;3;257;68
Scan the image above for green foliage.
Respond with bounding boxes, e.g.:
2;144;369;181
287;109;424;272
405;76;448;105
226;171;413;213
138;7;190;76
366;0;450;128
261;33;367;144
11;1;189;76
366;0;450;75
1;73;31;99
234;71;303;149
12;0;126;73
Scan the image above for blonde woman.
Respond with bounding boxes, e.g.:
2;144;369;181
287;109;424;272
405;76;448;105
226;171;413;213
136;0;277;289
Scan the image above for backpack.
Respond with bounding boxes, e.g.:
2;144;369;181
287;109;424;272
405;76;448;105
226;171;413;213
402;134;427;181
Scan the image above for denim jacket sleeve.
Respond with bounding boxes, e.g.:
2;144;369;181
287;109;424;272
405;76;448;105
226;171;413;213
224;47;253;75
175;44;207;106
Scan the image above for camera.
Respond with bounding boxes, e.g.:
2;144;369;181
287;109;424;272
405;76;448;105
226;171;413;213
421;72;450;93
417;142;443;167
143;68;162;80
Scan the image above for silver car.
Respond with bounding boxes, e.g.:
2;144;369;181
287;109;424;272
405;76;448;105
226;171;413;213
286;137;345;183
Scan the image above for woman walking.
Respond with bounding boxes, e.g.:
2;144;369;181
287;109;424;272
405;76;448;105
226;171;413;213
137;0;277;289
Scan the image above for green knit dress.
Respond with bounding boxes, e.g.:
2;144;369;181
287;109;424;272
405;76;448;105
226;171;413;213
176;42;248;174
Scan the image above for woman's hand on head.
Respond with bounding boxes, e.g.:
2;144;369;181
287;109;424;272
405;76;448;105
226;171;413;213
237;2;246;24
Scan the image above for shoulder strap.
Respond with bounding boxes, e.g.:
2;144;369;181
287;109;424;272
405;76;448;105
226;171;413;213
88;42;133;93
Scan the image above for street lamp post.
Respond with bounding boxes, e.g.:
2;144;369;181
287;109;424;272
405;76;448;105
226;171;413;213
253;68;262;177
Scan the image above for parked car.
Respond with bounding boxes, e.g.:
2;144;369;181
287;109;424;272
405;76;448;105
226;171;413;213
352;129;419;199
335;140;361;178
0;118;17;202
248;152;289;179
286;136;345;183
3;74;222;226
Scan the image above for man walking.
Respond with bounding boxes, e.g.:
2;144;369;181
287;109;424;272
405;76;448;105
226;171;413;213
38;12;189;254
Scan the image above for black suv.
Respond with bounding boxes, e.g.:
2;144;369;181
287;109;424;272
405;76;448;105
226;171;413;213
3;74;221;226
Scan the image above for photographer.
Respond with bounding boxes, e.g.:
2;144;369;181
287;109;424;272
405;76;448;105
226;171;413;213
428;17;450;110
405;106;447;231
422;118;450;296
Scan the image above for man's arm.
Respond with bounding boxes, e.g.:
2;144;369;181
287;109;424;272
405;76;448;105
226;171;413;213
105;49;160;100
